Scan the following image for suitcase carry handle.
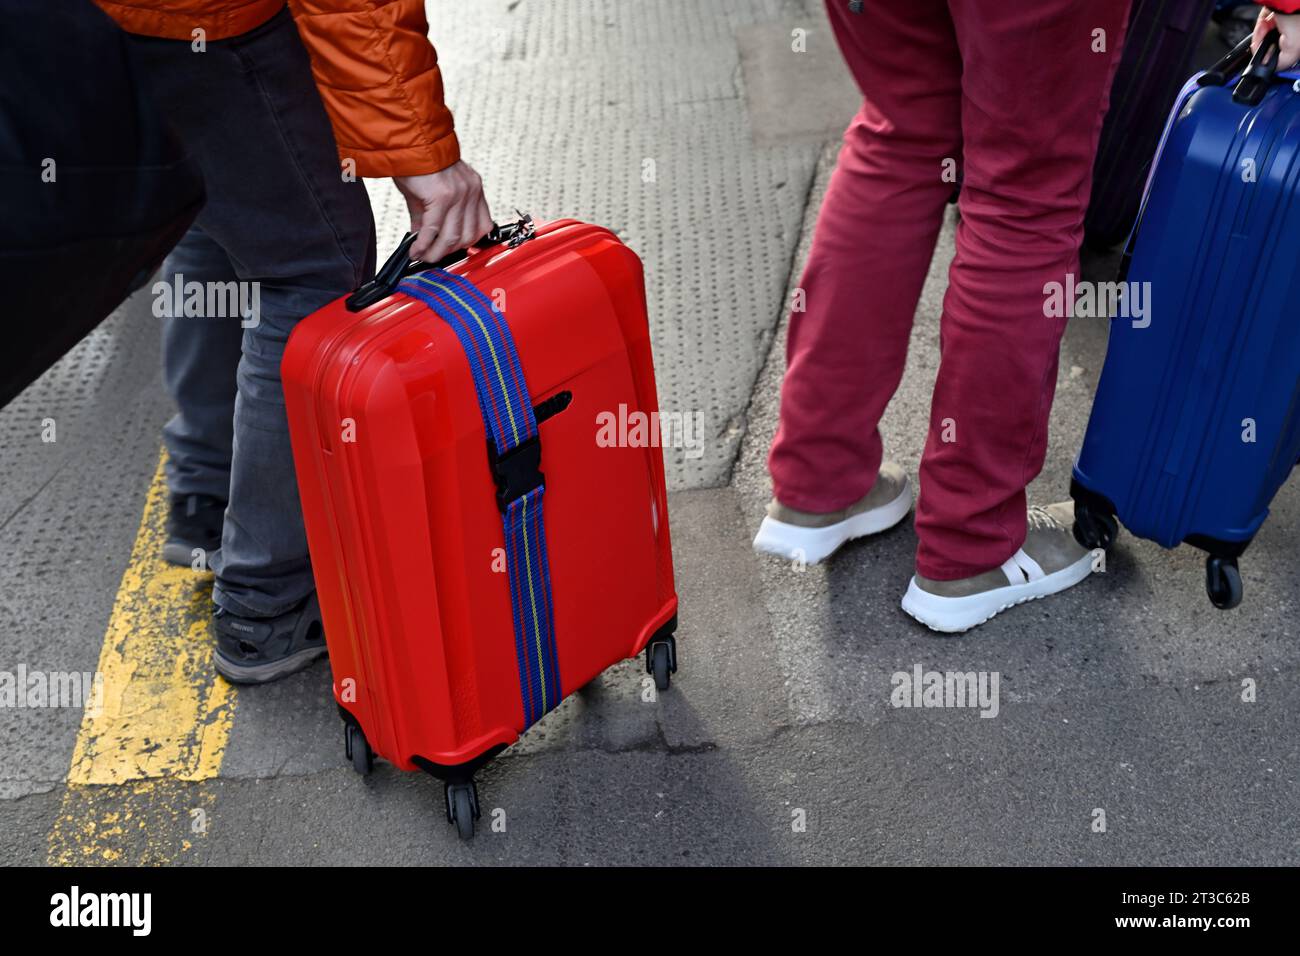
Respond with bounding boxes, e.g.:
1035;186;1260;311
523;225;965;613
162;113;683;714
1199;30;1282;105
345;213;535;312
1199;34;1254;88
1232;28;1281;106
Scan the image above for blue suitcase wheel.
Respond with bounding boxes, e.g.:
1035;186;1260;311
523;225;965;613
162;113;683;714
1073;503;1119;552
1205;557;1243;610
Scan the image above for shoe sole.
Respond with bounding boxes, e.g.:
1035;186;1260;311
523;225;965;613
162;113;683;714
900;551;1096;634
752;479;913;565
214;644;327;685
162;540;208;568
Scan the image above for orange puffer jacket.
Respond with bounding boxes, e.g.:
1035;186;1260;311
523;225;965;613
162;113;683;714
94;0;458;178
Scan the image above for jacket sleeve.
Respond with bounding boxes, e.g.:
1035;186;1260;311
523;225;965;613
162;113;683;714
288;0;460;178
1264;2;1300;15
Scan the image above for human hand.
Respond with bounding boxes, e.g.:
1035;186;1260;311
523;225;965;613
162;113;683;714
1252;6;1300;72
393;160;493;263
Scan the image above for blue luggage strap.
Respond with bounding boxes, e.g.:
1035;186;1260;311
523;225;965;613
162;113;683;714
397;270;562;728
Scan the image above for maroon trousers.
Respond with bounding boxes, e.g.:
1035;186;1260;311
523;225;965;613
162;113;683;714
768;0;1131;579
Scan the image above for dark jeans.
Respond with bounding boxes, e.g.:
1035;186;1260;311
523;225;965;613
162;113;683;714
131;8;376;616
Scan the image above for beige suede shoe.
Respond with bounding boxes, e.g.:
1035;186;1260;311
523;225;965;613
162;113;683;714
900;501;1098;633
752;462;912;564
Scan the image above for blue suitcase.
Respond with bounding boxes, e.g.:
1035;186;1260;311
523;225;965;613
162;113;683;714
1072;33;1300;610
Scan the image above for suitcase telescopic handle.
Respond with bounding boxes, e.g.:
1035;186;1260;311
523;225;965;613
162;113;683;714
345;213;535;312
1232;28;1281;106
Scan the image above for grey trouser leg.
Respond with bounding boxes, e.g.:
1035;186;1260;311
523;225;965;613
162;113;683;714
160;226;242;501
132;7;376;616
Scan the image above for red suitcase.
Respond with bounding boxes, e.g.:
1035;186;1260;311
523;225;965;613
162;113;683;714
282;216;679;839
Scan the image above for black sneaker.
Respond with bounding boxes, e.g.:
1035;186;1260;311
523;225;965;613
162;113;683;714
213;592;328;685
164;493;226;567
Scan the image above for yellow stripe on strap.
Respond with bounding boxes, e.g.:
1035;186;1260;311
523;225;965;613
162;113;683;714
520;494;547;714
411;274;522;446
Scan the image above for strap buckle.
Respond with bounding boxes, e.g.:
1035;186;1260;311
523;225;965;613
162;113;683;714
488;437;544;512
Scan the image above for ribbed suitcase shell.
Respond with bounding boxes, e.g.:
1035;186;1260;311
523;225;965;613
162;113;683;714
1074;72;1300;554
282;220;678;773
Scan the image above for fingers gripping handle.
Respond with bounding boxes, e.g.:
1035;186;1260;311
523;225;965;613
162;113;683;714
345;213;535;312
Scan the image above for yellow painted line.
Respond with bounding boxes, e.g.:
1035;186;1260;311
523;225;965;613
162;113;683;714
66;450;237;784
49;450;236;864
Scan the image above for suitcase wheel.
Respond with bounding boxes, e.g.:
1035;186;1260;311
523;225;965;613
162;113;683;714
344;721;374;776
1073;502;1119;552
1205;556;1243;611
445;781;480;841
645;634;678;693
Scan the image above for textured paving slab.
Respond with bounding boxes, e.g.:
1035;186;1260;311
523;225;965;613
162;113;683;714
0;294;168;801
367;0;827;491
737;21;860;144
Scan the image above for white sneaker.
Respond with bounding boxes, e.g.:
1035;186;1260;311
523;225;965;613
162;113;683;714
753;462;912;565
900;501;1098;634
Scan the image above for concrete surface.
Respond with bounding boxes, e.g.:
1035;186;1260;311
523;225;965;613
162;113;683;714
2;0;1298;866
